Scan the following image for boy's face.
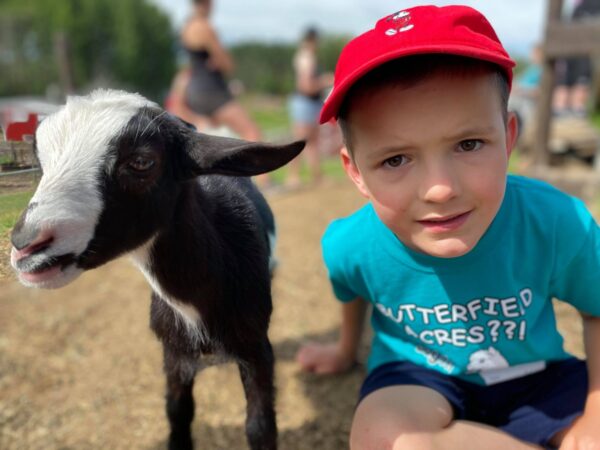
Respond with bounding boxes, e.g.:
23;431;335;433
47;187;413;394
342;72;518;258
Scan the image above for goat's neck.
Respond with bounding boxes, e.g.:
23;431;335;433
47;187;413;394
132;181;223;298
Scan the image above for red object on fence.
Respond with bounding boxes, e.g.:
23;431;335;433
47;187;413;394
5;113;38;142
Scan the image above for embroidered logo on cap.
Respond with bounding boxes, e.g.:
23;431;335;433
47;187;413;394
385;10;414;36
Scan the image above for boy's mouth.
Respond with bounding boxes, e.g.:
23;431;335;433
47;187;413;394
417;211;472;232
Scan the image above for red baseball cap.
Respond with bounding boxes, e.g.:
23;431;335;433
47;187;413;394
319;5;515;124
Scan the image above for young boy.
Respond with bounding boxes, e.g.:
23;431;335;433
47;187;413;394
296;5;600;450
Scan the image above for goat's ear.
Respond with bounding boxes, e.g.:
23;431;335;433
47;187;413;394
178;131;305;178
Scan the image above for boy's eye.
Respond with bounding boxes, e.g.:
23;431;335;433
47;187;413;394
458;140;483;152
383;155;407;168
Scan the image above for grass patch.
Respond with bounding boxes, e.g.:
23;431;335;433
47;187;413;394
586;110;600;216
592;111;600;130
241;94;291;136
0;154;13;165
268;155;346;184
0;190;33;235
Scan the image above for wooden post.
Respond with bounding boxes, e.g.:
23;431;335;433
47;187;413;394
533;0;564;168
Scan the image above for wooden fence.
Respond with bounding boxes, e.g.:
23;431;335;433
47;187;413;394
0;140;36;170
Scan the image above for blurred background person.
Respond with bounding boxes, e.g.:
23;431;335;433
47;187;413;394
164;66;214;131
180;0;261;141
285;27;334;189
552;0;600;118
180;0;275;187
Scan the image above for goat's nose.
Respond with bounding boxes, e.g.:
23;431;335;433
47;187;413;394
11;202;45;252
11;226;54;258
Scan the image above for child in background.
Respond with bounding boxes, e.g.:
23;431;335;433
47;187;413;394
296;5;600;449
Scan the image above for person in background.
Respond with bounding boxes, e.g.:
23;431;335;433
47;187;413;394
164;66;214;131
180;0;271;186
553;0;600;117
286;27;334;189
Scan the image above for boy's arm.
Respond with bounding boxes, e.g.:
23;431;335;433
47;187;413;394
296;297;368;374
559;314;600;449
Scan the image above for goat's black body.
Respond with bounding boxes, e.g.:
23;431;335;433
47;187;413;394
148;175;274;351
147;175;277;449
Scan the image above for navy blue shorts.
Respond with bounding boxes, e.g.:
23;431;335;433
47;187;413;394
359;358;587;448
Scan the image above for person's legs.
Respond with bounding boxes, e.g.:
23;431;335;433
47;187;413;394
213;101;261;141
304;124;322;184
351;385;453;449
570;83;591;116
568;58;592;116
552;85;571;115
352;385;539;450
553;57;592;117
213;100;276;188
287;122;319;187
286;94;323;187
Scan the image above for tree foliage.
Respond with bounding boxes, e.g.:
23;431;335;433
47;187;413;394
0;0;350;103
0;0;176;101
229;35;349;96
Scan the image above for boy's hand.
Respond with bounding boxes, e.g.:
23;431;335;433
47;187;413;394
295;342;356;374
559;411;600;449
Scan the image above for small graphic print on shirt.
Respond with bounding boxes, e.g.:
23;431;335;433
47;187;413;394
467;347;508;372
415;345;456;374
467;347;546;385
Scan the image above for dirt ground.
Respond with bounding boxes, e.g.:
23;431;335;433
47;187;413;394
0;179;584;450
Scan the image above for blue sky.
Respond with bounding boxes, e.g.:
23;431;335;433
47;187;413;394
150;0;554;57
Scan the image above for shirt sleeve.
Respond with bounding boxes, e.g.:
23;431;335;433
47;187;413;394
321;222;360;302
550;197;600;316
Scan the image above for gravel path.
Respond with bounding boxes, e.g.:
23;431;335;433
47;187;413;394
0;180;583;449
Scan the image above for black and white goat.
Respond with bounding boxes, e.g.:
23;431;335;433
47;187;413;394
9;89;304;450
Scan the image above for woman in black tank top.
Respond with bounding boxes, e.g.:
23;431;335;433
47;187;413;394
178;0;261;143
185;48;233;115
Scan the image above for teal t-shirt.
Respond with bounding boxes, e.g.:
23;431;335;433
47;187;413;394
322;175;600;385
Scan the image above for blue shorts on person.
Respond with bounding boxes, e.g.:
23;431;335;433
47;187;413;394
359;358;587;449
289;93;323;125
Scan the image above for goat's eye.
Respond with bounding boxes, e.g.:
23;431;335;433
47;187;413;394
128;156;155;172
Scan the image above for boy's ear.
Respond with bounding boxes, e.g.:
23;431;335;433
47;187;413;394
178;130;305;179
505;112;519;158
341;146;370;199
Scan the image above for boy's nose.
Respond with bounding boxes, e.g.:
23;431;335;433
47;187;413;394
419;166;460;203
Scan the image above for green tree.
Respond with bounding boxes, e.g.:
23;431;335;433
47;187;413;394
0;0;176;101
230;43;295;95
229;35;348;96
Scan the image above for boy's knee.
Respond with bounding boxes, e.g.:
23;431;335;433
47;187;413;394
351;426;437;450
350;387;453;450
350;409;441;450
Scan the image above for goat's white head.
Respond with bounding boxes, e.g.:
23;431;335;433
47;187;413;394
10;89;304;289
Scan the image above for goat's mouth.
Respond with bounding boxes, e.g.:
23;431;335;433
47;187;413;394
12;252;76;286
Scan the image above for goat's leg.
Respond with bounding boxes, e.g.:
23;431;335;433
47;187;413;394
163;347;197;450
238;338;277;450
